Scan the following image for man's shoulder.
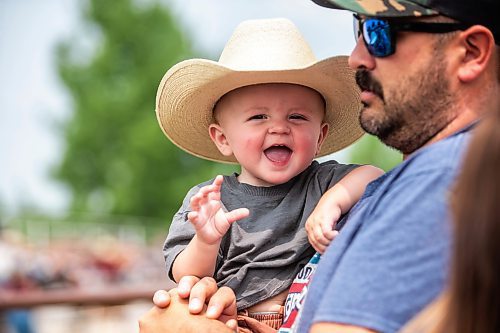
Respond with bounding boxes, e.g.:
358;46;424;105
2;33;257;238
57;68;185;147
410;127;472;171
359;130;473;210
378;129;472;189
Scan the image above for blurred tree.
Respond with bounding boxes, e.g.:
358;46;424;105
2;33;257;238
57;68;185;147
53;0;236;226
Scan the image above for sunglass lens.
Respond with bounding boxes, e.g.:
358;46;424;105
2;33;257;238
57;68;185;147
363;19;393;57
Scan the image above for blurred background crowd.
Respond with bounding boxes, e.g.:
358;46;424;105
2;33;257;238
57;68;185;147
0;220;167;333
0;228;165;293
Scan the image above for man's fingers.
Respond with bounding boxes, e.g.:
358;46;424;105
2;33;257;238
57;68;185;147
189;277;218;314
226;319;238;332
177;276;201;298
206;286;237;321
152;290;171;308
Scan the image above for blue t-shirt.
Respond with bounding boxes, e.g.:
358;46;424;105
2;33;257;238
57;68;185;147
296;128;472;333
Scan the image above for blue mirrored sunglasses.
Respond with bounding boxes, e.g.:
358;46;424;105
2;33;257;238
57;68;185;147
353;14;469;57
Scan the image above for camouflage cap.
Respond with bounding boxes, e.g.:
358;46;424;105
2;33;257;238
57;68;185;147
311;0;438;17
311;0;499;44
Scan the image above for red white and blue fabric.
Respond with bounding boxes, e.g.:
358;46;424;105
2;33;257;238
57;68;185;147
278;252;321;333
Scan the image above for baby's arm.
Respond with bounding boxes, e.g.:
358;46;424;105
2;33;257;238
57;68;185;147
306;165;384;253
172;175;249;282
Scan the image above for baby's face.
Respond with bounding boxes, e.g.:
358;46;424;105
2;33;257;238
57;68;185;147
209;83;328;186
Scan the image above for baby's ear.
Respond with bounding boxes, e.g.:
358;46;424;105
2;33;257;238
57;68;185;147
316;123;329;155
209;124;233;156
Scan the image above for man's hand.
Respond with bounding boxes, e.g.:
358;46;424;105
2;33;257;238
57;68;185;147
144;276;238;330
139;288;235;333
188;175;249;244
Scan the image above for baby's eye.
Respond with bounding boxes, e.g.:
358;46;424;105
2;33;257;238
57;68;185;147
289;114;307;120
248;114;266;120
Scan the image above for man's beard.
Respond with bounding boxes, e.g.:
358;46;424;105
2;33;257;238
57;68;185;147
355;53;455;155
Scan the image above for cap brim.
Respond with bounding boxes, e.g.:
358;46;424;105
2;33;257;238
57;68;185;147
311;0;437;17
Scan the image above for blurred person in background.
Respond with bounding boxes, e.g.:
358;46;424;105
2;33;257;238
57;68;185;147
0;230;36;333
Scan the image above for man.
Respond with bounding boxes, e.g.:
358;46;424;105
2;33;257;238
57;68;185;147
139;0;500;332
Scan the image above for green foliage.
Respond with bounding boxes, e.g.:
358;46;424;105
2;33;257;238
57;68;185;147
53;0;237;226
349;134;402;171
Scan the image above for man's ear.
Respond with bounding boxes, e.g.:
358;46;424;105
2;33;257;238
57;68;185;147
315;123;329;155
208;124;233;156
457;25;496;82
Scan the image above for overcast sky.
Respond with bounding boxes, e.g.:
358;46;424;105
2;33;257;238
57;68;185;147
0;0;355;215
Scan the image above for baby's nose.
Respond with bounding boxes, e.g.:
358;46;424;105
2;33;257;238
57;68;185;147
268;121;291;134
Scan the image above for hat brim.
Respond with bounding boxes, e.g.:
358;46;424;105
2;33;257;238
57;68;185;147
311;0;437;18
156;56;364;164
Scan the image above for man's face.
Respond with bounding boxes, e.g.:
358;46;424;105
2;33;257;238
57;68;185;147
349;17;457;155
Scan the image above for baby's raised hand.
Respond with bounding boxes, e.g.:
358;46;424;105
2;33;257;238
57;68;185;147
305;202;341;254
188;175;249;245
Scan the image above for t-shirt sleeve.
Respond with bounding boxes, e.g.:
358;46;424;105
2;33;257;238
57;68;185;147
162;185;200;283
311;169;452;333
316;160;361;190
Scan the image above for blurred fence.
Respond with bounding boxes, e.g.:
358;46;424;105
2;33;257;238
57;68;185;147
2;213;167;245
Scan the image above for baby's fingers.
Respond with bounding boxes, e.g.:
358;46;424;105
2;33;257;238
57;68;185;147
320;221;336;241
189;189;209;210
225;208;249;223
187;211;200;225
313;224;331;247
212;175;224;188
309;235;327;254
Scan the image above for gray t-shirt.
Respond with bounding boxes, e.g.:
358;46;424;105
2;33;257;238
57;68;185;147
163;160;358;310
296;127;472;333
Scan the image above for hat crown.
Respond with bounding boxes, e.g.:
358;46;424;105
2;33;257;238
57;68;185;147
219;18;317;71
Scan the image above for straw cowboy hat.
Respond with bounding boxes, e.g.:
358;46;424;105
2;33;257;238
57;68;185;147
156;18;363;163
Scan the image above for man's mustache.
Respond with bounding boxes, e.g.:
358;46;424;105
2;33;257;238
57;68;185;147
355;69;384;100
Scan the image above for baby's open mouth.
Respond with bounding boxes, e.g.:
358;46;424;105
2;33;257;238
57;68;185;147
264;145;292;163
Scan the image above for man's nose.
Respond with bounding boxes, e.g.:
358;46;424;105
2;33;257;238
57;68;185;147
348;36;375;71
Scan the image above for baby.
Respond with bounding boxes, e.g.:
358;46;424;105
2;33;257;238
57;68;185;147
156;18;383;331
